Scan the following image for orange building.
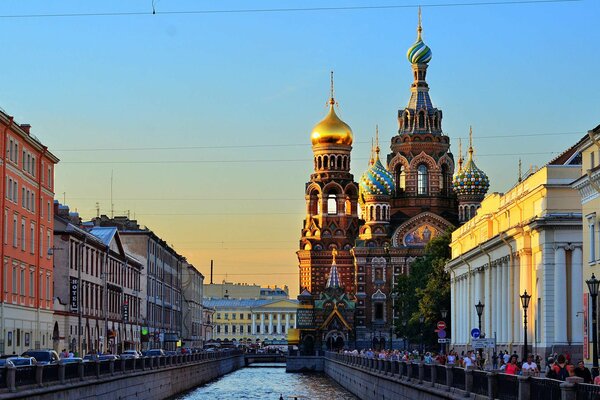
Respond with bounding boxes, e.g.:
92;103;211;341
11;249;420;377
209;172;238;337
0;111;59;355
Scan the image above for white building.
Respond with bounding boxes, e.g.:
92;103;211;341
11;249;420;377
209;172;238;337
447;150;583;359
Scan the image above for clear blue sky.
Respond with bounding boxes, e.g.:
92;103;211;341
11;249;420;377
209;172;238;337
0;0;597;294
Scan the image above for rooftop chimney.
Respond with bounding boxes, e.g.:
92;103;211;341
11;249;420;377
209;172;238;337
20;124;31;134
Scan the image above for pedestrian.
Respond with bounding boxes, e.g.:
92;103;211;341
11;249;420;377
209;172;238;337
505;354;520;375
492;351;498;370
574;361;592;383
522;354;539;375
503;351;510;365
549;354;570;381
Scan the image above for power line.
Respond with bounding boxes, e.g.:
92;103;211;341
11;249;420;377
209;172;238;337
0;0;580;19
58;151;562;165
53;131;584;152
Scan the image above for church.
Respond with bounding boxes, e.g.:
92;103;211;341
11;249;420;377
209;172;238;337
296;10;490;352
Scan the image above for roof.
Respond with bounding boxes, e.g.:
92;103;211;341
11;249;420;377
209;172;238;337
87;227;117;246
203;298;298;308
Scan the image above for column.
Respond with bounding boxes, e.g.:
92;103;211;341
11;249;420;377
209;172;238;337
501;261;508;343
260;313;265;335
513;255;520;343
474;269;482;326
554;246;568;343
492;264;498;341
571;246;584;343
268;313;273;335
251;314;256;335
451;277;456;344
285;313;290;333
485;265;492;338
277;313;282;335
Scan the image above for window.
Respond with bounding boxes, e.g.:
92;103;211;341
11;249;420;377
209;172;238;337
20;269;24;295
593;152;596;169
46;275;50;300
396;166;406;192
13;181;17;202
216;313;221;319
216;325;221;334
47;201;50;222
232;325;236;334
232;313;236;320
6;178;11;200
21;219;25;251
247;313;251;320
224;313;229;320
417;164;429;195
3;210;7;245
375;303;384;320
21;187;25;208
224;325;228;334
30;271;34;297
30;224;34;254
327;194;337;215
12;266;16;294
12;216;17;248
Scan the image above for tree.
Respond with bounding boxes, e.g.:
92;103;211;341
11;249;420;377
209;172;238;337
394;230;452;350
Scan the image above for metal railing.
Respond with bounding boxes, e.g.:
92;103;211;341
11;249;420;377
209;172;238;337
0;350;242;394
323;351;595;400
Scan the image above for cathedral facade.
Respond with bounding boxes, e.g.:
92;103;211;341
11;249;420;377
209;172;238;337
296;12;489;352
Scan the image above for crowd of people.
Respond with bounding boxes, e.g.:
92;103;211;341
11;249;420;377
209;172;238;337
341;348;599;384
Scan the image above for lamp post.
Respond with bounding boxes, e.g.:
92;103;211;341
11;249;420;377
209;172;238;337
520;290;531;362
587;274;600;377
475;301;484;367
441;308;448;354
402;319;407;350
419;315;425;355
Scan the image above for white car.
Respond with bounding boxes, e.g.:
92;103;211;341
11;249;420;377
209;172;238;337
120;350;141;359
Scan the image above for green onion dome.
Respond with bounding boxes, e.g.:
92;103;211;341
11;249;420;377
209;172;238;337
407;39;432;64
359;153;395;202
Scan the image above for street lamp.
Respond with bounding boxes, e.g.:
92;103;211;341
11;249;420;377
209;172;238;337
520;290;532;362
402;319;407;350
587;274;600;377
475;301;485;366
419;315;425;355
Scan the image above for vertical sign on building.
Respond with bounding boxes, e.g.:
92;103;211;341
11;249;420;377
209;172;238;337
584;293;589;359
70;277;79;311
122;301;129;322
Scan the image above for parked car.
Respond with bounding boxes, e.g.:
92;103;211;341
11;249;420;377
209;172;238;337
165;351;177;356
83;354;119;362
144;349;166;357
120;350;141;359
21;350;59;365
7;357;36;367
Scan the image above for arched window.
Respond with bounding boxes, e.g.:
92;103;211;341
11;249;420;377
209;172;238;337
375;205;381;221
396;165;406;192
369;206;374;221
336;156;342;170
418;112;425;129
374;303;384;320
441;165;449;195
327;194;337;215
471;205;476;218
417;164;429;195
345;199;351;216
403;113;409;130
318;157;322;170
323;155;328;169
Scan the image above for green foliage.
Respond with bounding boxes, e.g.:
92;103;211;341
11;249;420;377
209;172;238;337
394;231;452;349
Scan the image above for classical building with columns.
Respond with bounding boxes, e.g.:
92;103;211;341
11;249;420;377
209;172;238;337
203;298;298;346
447;144;583;359
570;123;600;369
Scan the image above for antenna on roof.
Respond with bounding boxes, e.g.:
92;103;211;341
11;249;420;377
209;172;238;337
63;192;66;204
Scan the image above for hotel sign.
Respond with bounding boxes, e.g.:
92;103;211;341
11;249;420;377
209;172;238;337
297;309;314;328
70;277;79;311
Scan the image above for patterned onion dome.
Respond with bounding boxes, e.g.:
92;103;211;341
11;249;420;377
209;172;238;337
359;154;395;201
453;155;490;197
311;102;353;146
407;38;432;64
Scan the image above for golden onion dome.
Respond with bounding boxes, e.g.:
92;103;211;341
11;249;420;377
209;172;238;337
311;99;354;146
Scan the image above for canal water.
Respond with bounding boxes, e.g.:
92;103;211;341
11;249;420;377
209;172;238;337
174;364;357;400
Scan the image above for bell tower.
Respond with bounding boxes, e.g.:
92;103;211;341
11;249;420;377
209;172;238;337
297;72;360;296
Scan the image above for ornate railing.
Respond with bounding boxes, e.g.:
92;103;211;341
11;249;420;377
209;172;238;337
576;382;600;400
530;377;562;400
497;373;519;400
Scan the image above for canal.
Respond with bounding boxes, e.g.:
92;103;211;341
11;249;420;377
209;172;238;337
174;364;357;400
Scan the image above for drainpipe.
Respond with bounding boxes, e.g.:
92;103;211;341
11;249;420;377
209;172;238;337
0;116;13;353
36;145;47;350
500;233;515;352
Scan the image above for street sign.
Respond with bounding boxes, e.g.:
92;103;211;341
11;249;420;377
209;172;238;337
437;321;446;330
438;339;451;343
437;329;447;339
472;338;495;349
471;328;481;339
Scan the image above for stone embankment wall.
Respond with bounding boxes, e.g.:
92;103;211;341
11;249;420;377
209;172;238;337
0;352;244;400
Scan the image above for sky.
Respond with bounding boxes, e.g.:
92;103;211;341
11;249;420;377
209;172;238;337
0;0;597;297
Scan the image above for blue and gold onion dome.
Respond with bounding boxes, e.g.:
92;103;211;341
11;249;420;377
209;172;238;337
311;101;354;146
453;155;490;197
359;155;395;202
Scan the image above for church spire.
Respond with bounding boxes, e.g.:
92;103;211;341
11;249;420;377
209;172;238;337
326;248;341;289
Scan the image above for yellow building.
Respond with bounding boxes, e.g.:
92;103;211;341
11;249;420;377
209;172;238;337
447;144;583;358
203;298;298;345
571;124;600;370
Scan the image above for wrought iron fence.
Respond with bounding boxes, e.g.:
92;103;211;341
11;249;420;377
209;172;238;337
14;366;36;387
423;364;432;382
472;370;488;396
452;367;465;390
530;377;561;400
497;373;519;400
576;382;600;400
435;365;446;385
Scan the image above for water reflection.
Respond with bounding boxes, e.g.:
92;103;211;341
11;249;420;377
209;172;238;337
175;365;357;400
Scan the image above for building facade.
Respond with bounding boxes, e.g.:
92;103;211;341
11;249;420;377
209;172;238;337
570;124;600;369
0;113;59;356
203;298;298;346
88;216;183;351
447;146;583;358
204;282;289;300
182;262;204;348
202;306;215;344
53;205;143;355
